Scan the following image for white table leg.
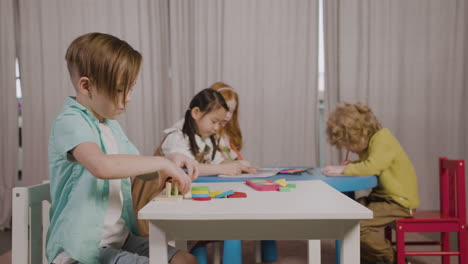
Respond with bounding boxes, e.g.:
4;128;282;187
341;222;360;264
175;240;187;251
308;240;321;264
213;241;221;264
254;241;262;263
149;221;168;264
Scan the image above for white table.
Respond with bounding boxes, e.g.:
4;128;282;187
138;180;373;264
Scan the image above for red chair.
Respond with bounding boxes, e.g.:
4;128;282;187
385;157;467;263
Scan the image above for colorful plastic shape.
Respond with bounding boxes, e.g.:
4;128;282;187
193;197;212;201
192;186;210;192
227;192;247;198
192;193;210;198
191;186;212;201
210;190;223;197
246;179;281;191
274;179;288;187
215;190;235;198
192;190;210;195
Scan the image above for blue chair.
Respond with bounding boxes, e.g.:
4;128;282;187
190;245;208;264
191;240;277;264
223;240;243;264
261;240;278;262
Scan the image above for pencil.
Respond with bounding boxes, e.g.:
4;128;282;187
345;150;349;162
230;144;244;160
224;147;234;161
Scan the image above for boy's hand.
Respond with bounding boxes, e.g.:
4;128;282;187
166;153;199;181
321;165;346;176
160;158;192;194
341;160;350;166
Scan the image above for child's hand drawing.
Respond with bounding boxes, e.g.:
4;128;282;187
321;165;346;176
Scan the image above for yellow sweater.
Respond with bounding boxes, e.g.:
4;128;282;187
343;128;419;209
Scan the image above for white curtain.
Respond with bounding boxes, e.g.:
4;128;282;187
165;0;224;125
324;0;466;210
18;0;172;185
17;0;320;189
0;0;19;230
169;0;320;166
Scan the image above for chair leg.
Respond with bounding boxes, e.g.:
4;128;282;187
385;226;392;242
223;240;242;264
396;224;405;264
261;240;278;262
190;245;208;264
335;240;341;264
458;227;467;264
442;232;450;264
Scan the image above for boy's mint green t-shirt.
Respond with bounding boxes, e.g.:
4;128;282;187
47;97;139;264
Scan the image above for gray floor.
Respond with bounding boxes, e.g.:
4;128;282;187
0;230;458;263
211;235;453;264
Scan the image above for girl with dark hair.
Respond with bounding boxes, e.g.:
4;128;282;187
161;88;255;175
132;88;254;237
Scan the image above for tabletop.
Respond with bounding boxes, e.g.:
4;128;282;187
140;180;373;264
193;167;378;192
139;180;372;221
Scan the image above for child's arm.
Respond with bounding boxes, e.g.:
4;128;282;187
197;161;256;176
138;153;200;181
343;142;396;176
71;142;192;193
323;141;397;176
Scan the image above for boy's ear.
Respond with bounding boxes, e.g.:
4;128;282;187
77;77;92;97
191;107;202;120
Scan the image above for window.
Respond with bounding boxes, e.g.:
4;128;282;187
16;58;22;99
16;58;22;181
317;0;326;167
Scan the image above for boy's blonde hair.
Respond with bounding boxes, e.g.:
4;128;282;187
210;82;243;151
65;32;142;105
326;102;382;150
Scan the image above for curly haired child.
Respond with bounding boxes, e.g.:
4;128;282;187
322;102;419;264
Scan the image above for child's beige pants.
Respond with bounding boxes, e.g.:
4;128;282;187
357;193;412;263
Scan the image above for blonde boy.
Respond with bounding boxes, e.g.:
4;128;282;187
322;102;419;264
47;32;198;264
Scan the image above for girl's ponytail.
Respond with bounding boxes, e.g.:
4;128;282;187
209;135;217;160
183;109;200;156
